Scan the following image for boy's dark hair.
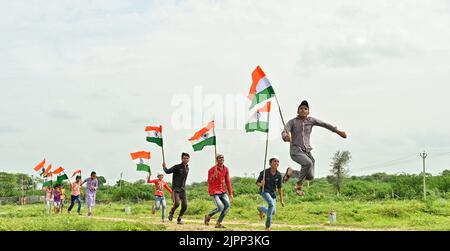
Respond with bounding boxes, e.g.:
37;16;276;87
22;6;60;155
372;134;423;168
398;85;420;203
76;175;82;180
91;171;96;176
181;152;190;159
269;158;278;164
298;100;309;110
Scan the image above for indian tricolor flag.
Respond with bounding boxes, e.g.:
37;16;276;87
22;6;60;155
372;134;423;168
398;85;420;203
130;151;151;174
52;166;64;175
71;169;81;178
43;164;52;177
189;121;216;151
43;179;52;187
246;101;271;133
33;159;46;171
248;66;276;109
145;125;163;147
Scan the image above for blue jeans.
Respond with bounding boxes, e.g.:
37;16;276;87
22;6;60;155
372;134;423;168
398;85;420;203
68;195;82;213
208;193;230;223
154;196;167;220
258;192;276;228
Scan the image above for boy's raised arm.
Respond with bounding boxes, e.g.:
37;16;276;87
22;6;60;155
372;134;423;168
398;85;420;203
312;117;347;138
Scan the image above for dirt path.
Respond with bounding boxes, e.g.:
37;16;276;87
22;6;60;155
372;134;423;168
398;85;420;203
86;215;415;231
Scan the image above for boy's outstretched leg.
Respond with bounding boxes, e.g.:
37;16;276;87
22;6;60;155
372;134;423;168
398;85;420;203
169;192;180;221
177;192;187;224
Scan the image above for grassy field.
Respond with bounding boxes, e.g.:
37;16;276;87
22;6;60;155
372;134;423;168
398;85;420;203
1;195;450;231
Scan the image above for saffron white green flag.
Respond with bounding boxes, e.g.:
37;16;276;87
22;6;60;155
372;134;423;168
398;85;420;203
246;101;271;133
130;151;151;174
145;125;163;147
43;179;52;187
248;66;276;109
189;121;216;151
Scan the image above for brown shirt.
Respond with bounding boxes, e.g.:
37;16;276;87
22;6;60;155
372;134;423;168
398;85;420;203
283;116;338;152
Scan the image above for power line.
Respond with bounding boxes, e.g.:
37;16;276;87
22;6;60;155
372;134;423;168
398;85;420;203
351;151;450;173
352;154;418;172
428;151;450;158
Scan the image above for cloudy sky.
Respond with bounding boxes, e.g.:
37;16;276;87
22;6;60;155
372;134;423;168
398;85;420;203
1;0;450;184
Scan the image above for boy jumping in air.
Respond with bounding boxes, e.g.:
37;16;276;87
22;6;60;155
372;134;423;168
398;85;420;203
282;100;347;196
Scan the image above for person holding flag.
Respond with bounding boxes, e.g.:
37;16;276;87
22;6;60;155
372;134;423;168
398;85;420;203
53;184;62;214
60;184;67;213
162;152;190;224
147;172;173;222
204;153;234;229
67;175;82;215
43;185;54;214
256;156;284;231
81;171;98;216
41;164;54;214
281;100;347;196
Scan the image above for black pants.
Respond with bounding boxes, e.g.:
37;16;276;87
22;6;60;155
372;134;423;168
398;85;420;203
170;190;187;219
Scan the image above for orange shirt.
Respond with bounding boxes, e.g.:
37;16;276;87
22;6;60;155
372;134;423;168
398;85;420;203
147;178;172;197
71;182;81;196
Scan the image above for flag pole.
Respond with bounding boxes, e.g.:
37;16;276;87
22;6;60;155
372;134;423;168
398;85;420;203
274;94;286;129
212;120;217;164
262;109;271;191
160;125;166;164
60;170;69;213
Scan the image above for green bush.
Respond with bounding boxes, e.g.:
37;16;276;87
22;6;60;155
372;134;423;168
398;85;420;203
342;180;392;200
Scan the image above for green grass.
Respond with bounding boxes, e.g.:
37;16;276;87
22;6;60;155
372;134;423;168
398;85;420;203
2;197;450;230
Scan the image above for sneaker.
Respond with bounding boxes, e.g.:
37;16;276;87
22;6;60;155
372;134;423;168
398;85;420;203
78;212;82;215
265;227;271;231
168;214;173;221
87;212;92;216
204;215;211;226
152;206;156;215
215;223;226;229
283;167;292;183
257;207;265;220
67;210;71;214
177;219;184;225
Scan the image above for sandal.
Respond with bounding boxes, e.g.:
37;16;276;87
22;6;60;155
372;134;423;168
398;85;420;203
283;167;292;183
295;189;305;196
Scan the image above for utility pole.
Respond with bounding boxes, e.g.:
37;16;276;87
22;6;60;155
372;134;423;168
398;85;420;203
420;151;428;200
21;175;24;205
120;172;123;203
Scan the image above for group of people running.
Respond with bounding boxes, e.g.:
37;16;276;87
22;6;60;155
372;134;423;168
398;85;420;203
43;172;99;216
42;100;347;231
145;100;347;230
